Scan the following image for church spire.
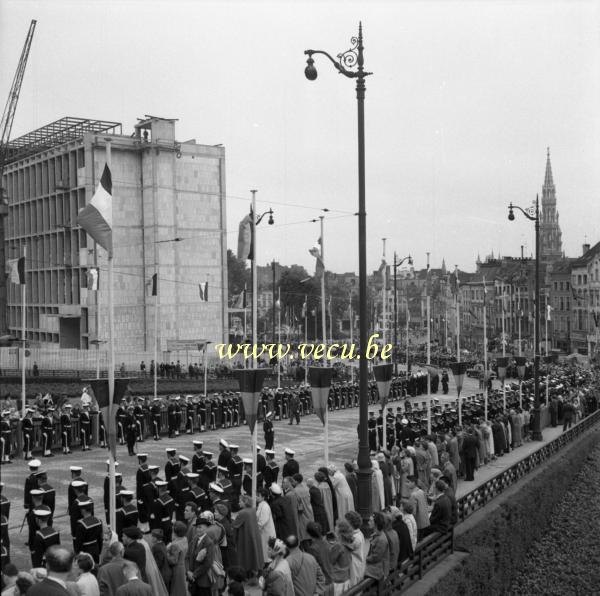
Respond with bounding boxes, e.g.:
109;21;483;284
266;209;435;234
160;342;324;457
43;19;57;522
544;147;554;189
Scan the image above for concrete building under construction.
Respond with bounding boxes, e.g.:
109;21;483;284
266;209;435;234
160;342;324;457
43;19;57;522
2;116;228;354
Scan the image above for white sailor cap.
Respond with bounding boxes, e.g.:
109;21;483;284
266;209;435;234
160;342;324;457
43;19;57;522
284;448;295;456
229;444;239;450
78;499;93;508
70;466;82;472
242;458;253;465
71;480;87;488
137;453;148;458
178;455;190;464
120;490;134;497
105;460;119;466
30;489;44;496
217;465;228;473
166;448;177;454
270;483;282;495
193;441;203;447
265;449;275;456
28;459;42;468
203;451;214;458
186;472;199;479
148;465;159;472
33;508;52;518
208;482;224;493
219;439;229;448
156;480;168;488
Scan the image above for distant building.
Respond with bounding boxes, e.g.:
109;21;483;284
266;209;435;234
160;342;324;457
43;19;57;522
3;116;227;354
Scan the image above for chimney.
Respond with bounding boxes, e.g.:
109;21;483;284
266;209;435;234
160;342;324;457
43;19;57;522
582;243;590;255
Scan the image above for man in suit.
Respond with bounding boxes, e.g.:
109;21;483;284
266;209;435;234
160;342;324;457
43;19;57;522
460;427;480;482
186;517;216;596
116;561;153;596
27;544;75;596
97;541;128;596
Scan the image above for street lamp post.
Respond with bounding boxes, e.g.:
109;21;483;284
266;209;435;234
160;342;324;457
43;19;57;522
393;253;413;375
508;195;543;441
304;22;373;521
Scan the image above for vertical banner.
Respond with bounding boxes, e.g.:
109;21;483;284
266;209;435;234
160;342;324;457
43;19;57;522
372;363;393;408
235;369;268;433
308;366;334;425
449;361;468;397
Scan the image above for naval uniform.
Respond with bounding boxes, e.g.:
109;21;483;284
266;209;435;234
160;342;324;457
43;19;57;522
75;515;103;562
31;526;60;567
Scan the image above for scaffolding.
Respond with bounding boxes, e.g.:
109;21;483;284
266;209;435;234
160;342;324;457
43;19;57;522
5;117;122;164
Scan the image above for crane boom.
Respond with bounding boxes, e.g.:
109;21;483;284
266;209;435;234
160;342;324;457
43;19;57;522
0;19;37;335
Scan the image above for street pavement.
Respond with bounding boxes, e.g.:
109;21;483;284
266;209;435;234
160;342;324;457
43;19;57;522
2;372;502;572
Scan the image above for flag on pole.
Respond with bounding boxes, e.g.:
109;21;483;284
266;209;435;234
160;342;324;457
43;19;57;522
301;301;307;318
235;369;268;433
78;164;113;254
547;304;553;321
151;273;158;296
237;208;253;260
87;267;99;291
309;239;324;279
199;282;208;301
7;257;25;284
373;363;393;408
308;366;334;425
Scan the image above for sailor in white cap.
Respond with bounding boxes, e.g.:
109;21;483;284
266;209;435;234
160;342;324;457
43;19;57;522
263;410;275;450
69;480;92;537
40;407;54;457
242;458;259;495
256;445;267;478
75;498;102;563
263;449;279;489
150;480;174;542
192;440;204;474
282;448;299;479
200;451;217;488
59;403;73;454
218;438;231;468
150;397;162;440
115;489;138;541
227;445;243;497
185;472;209;511
24;459;42;510
165;448;179;487
26;489;46;547
21;407;35;461
0;410;13;464
30;505;59;568
80;400;92;451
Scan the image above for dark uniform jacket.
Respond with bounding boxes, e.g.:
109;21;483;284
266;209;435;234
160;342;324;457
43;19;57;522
31;526;60;567
75;515;103;561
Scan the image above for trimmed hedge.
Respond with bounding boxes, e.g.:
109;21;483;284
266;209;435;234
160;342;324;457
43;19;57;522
426;428;600;596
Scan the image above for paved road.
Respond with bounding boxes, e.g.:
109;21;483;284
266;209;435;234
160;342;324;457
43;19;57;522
2;371;503;571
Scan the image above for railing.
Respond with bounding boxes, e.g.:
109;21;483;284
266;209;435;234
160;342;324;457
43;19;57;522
342;407;600;595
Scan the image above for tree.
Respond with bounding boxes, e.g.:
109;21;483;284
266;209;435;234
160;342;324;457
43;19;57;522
227;249;250;303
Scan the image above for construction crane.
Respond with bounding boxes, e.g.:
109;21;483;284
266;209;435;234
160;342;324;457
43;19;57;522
0;19;37;337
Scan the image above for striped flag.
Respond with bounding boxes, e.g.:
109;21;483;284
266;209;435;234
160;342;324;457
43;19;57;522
547;304;553;321
237;209;253;260
8;257;25;284
78;164;113;254
309;239;324;279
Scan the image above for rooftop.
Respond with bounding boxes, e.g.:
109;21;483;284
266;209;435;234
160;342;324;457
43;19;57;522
5;117;122;163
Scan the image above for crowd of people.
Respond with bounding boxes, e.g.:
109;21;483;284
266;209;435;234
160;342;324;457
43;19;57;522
0;363;598;596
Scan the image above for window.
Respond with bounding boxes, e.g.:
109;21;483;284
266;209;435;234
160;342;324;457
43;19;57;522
559;281;563;291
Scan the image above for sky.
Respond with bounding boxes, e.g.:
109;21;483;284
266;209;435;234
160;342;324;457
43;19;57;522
1;0;599;275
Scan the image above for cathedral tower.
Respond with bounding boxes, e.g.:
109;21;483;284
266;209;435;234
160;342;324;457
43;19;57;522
540;148;563;264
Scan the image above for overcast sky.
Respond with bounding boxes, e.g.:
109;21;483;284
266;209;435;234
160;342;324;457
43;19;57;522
2;0;599;275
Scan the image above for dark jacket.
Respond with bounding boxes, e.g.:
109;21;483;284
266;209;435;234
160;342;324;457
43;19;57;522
460;433;479;458
26;578;71;596
429;494;452;533
124;541;147;582
270;494;298;539
98;556;128;596
151;541;172;588
115;578;153;596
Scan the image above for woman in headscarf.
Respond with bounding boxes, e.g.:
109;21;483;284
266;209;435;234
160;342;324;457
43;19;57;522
140;535;169;596
232;495;264;578
370;459;385;512
306;477;330;534
318;466;338;523
327;464;355;518
314;471;334;533
259;538;294;596
343;462;358;507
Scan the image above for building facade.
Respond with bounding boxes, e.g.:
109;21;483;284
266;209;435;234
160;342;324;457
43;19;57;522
3;116;228;355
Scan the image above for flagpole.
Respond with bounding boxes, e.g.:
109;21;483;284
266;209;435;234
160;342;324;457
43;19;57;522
104;140;117;534
456;266;461;427
21;245;26;418
502;285;506;412
304;295;308;385
483;278;488;423
243;285;247;370
406;299;409;374
251;189;258;509
319;216;329;465
277;287;281;389
154;269;159;402
382;238;387;347
349;291;354;383
426;256;431;436
518;286;522;357
545;294;549;405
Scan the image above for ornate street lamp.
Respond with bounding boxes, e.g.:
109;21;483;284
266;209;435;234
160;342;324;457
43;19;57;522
508;195;542;440
304;23;373;521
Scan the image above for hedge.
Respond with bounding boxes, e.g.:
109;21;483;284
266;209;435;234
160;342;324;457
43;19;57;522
425;427;600;596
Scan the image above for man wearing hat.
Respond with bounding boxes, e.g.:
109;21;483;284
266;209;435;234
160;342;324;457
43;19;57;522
200;451;217;489
69;480;92;538
196;396;207;433
165;448;180;494
134;397;146;442
217;438;231;468
282;448;299;479
27;489;46;548
0;483;9;563
122;526;147;582
256;446;267;478
263;411;275;450
186;473;210;511
368;411;377;452
208;482;230;516
150;480;174;543
124;405;137;456
41;407;55;457
116;490;138;541
30;506;59;568
23;459;41;510
98;409;107;448
37;471;55;522
167;396;178;438
242;458;262;496
75;499;103;562
227;444;244;497
59;403;72;455
1;410;13;464
151;398;162;440
217;464;235;504
174;455;191;521
184;395;195;434
192;440;205;474
269;483;297;540
103;462;125;524
80;402;92;451
21;409;34;461
263;450;279;489
140;465;160;530
135;454;150;525
116;400;127;446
